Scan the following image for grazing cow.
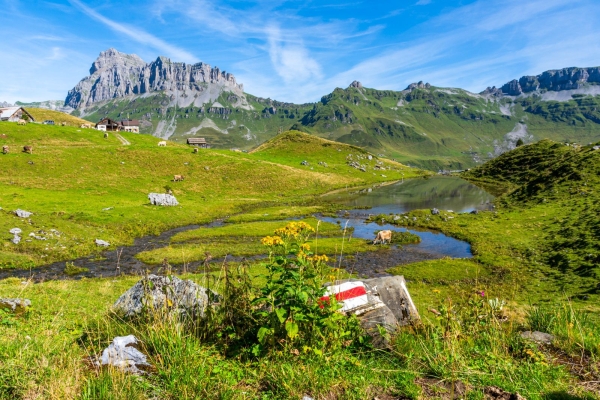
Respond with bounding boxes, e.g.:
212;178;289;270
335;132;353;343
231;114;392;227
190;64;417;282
193;148;198;154
17;119;27;125
158;141;167;147
2;145;8;154
173;175;184;182
80;123;91;129
61;122;67;126
103;133;109;139
373;230;392;245
23;146;33;154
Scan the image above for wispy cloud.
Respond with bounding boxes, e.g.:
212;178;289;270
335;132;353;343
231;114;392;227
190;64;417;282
68;0;197;63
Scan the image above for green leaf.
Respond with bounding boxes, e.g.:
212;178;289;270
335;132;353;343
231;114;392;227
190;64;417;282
285;321;299;339
312;348;323;356
275;308;287;323
257;327;271;344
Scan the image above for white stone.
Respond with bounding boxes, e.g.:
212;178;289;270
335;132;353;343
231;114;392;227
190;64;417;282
100;335;151;375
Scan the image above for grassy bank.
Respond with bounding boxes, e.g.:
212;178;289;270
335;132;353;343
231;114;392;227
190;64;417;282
0;126;422;270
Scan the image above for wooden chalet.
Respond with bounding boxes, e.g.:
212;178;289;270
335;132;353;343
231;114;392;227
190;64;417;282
0;107;35;122
120;119;139;133
187;137;210;148
95;118;120;132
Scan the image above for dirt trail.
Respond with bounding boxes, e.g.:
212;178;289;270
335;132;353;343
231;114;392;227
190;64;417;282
115;134;130;145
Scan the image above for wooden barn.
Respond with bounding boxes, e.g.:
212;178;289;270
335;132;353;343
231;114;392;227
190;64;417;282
0;107;35;122
187;137;210;148
95;118;120;132
120;119;139;133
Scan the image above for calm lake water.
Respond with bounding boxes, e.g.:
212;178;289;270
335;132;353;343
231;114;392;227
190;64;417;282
322;176;495;215
320;176;495;263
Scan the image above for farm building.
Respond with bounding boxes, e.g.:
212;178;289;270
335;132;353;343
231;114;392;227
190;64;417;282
95;118;120;132
187;137;210;148
120;119;139;133
0;107;35;122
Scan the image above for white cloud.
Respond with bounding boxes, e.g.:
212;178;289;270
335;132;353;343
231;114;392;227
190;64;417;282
266;26;322;83
68;0;198;63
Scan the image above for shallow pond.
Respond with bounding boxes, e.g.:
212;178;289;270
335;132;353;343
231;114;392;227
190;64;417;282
322;176;494;216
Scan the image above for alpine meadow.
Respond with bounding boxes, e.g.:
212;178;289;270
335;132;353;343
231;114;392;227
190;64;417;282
2;1;600;399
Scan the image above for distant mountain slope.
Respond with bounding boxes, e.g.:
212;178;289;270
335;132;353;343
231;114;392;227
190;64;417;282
63;49;600;170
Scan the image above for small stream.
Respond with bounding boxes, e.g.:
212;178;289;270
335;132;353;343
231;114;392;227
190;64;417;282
0;176;494;281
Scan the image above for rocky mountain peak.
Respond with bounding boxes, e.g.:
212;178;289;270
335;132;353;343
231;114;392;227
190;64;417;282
89;48;145;75
349;80;363;89
484;66;600;97
65;48;249;112
404;81;431;91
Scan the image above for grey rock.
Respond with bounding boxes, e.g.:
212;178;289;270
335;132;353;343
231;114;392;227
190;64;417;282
100;335;152;375
113;274;219;318
0;298;31;313
349;80;362;89
520;330;554;344
431;208;440;215
148;193;179;206
102;207;114;211
9;228;22;235
15;209;32;218
300;160;309;166
367;155;373;160
487;66;600;97
66;48;248;112
11;235;21;244
95;239;110;247
324;276;419;347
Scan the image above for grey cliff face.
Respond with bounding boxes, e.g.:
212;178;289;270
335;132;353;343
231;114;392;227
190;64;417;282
485;67;600;96
65;48;247;110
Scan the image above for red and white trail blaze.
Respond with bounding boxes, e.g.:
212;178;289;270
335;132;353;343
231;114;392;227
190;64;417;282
319;281;371;312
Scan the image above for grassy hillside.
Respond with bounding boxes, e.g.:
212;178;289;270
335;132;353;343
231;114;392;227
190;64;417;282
0;124;421;269
77;85;600;171
24;108;90;126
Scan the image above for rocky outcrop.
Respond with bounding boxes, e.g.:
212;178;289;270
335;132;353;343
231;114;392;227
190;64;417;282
404;81;431;91
65;48;250;111
112;274;219;318
484;67;600;96
349;80;363;89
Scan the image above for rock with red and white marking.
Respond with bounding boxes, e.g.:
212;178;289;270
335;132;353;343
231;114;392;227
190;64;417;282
321;276;419;347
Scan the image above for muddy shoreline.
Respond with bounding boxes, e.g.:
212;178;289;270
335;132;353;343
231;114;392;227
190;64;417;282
0;214;468;282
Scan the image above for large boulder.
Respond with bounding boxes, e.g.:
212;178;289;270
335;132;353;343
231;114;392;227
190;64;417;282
113;274;219;318
322;276;419;347
148;193;179;206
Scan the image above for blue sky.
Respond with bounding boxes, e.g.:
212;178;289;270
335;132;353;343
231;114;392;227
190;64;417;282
1;0;600;103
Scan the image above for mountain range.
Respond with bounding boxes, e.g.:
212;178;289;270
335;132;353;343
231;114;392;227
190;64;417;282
15;49;600;170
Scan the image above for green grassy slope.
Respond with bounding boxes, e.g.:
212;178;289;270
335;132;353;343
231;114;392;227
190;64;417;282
0;124;422;269
77;84;600;171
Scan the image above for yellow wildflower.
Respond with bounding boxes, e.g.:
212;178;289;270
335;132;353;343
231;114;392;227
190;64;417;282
261;235;284;247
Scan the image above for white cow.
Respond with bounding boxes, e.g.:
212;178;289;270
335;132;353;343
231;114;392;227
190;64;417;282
373;230;392;245
158;141;167;147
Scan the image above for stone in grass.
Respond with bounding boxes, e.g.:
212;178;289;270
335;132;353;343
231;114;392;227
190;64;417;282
113;274;219;318
431;208;440;215
95;239;110;247
148;193;179;206
520;330;554;344
9;228;22;235
11;235;21;244
322;276;419;348
485;385;527;400
100;335;152;375
14;209;32;218
0;298;31;313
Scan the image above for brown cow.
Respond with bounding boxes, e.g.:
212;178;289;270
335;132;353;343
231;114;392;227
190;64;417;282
2;145;8;154
173;175;184;182
193;148;198;154
373;230;392;245
23;146;33;154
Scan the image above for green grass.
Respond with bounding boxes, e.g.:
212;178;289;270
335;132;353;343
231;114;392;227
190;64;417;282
0;126;422;270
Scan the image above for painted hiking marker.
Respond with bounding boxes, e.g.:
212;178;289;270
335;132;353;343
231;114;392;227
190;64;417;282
320;281;385;313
